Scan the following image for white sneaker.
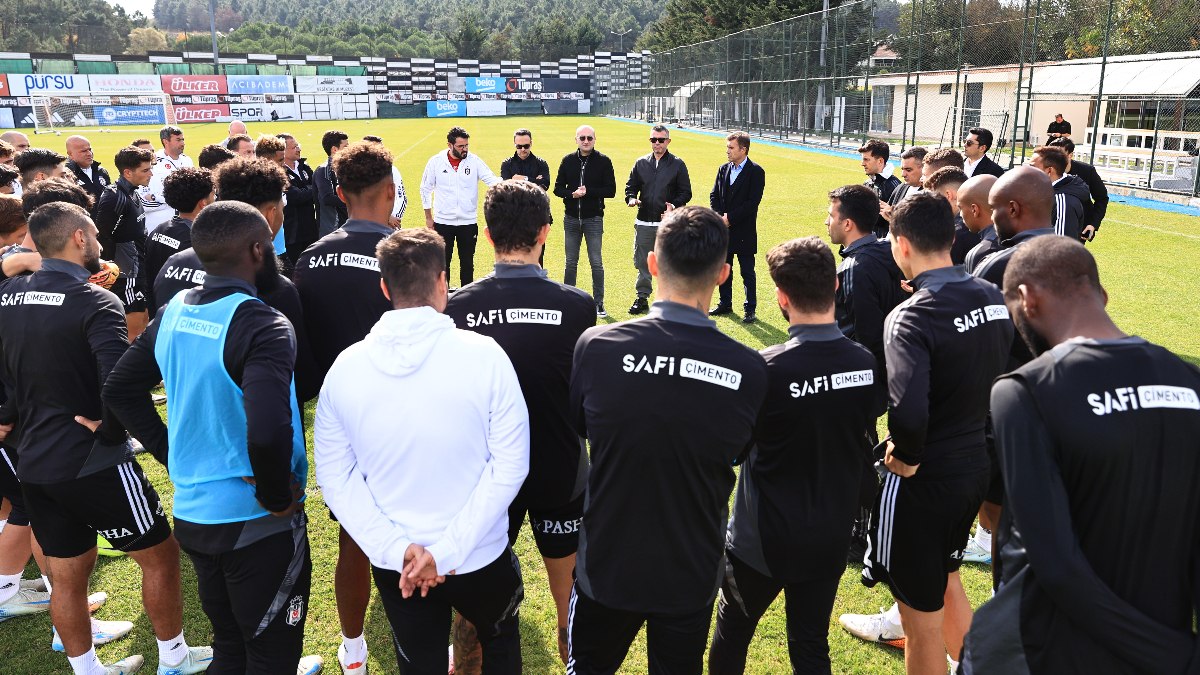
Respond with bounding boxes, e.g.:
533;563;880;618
0;587;50;622
157;645;214;674
338;642;368;674
298;655;324;675
105;655;145;675
52;618;135;651
962;538;992;564
89;591;109;613
948;653;960;674
19;577;48;592
838;608;907;649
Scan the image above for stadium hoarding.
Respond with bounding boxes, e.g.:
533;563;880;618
466;100;507;117
161;75;228;96
229;100;300;121
294;76;370;94
426;100;466;118
0;75;8;97
226;75;293;95
86;74;163;94
8;74;88;96
174;104;231;123
457;76;593;96
93;105;167;126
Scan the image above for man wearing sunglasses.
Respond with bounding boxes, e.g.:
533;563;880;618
553;126;616;318
962;128;1006;179
501;129;552;268
624;125;692;315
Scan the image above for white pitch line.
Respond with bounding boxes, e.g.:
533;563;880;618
1106;218;1200;241
392;130;436;159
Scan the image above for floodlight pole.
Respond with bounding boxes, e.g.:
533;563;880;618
209;0;220;72
611;29;633;54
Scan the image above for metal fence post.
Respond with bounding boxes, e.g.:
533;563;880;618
1088;0;1115;168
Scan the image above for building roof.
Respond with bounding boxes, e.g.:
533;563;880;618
1029;51;1200;98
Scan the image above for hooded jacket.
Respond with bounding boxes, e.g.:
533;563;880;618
314;306;529;576
1052;174;1092;242
836;234;907;372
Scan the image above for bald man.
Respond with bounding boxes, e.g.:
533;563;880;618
963;237;1200;674
957;175;998;274
0;132;30;154
219;121;249;150
553;124;616;316
64;136;111;215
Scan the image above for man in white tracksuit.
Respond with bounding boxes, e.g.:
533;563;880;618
314;227;529;673
420;126;501;288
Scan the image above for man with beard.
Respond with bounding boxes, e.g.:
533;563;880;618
859;140;900;238
141;126;193;234
962;237;1200;674
0;203;211;675
153;158;319;403
104;201;323;675
64;136;111;215
420;126;501;289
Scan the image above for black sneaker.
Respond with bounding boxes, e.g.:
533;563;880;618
742;311;757;324
628;298;649;314
596;302;607;318
708;304;733;316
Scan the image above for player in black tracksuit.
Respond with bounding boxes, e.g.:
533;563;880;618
861;193;1012;673
105;202;310;674
145;166;213;318
292;141;399;673
444;180;595;664
0;203;203;673
708;237;885;674
567;206;767;674
963;236;1200;674
93;147;155;326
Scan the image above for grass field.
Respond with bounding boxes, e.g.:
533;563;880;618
3;116;1199;674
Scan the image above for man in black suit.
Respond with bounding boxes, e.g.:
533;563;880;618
963;128;1006;178
1049;137;1109;239
709;131;765;323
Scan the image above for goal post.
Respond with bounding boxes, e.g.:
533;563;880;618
30;93;175;134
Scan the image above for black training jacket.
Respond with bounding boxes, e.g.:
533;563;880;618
624;152;692;222
145;216;192;317
1052;174;1092;241
835;234;906;373
1067;160;1109;231
66;160;112;215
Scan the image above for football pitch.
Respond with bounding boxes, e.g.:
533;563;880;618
4;116;1199;673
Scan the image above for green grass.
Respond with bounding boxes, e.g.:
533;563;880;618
3;116;1198;673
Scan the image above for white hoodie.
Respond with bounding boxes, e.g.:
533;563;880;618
314;306;529;576
419;151;501;226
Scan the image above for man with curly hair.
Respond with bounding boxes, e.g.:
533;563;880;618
255;135;286;166
146;167;214;317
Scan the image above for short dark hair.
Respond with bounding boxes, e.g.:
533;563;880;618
276;133;295;142
654;206;728;288
14;148;66;181
767;236;836;313
377;228;445;307
132;138;152;148
484;181;550;254
0;165;16;186
1032;145;1069;175
828;184;880;234
513;129;532;140
726;131;750;150
21;177;93;217
891;191;955;254
198;143;235;170
362;135;383;144
0;194;25;237
925;166;968;191
1048;137;1076;154
114;146;154;174
159;125;183;142
254;134;285;158
28;202;92;256
163;167;214;213
651;124;670;137
925;148;964;171
321;130;349;156
900;146;928;162
1003;235;1102;300
858;139;890;162
214;158;288;210
968;127;994;152
447;127;469;145
333;141;394;196
227;134;252;153
191;201;270;271
0;140;13;160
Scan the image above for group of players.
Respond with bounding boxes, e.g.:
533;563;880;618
0;118;1195;675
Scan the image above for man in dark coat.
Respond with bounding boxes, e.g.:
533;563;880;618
278;133;317;264
709;131;766;323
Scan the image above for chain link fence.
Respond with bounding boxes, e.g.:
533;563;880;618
601;0;1200;197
